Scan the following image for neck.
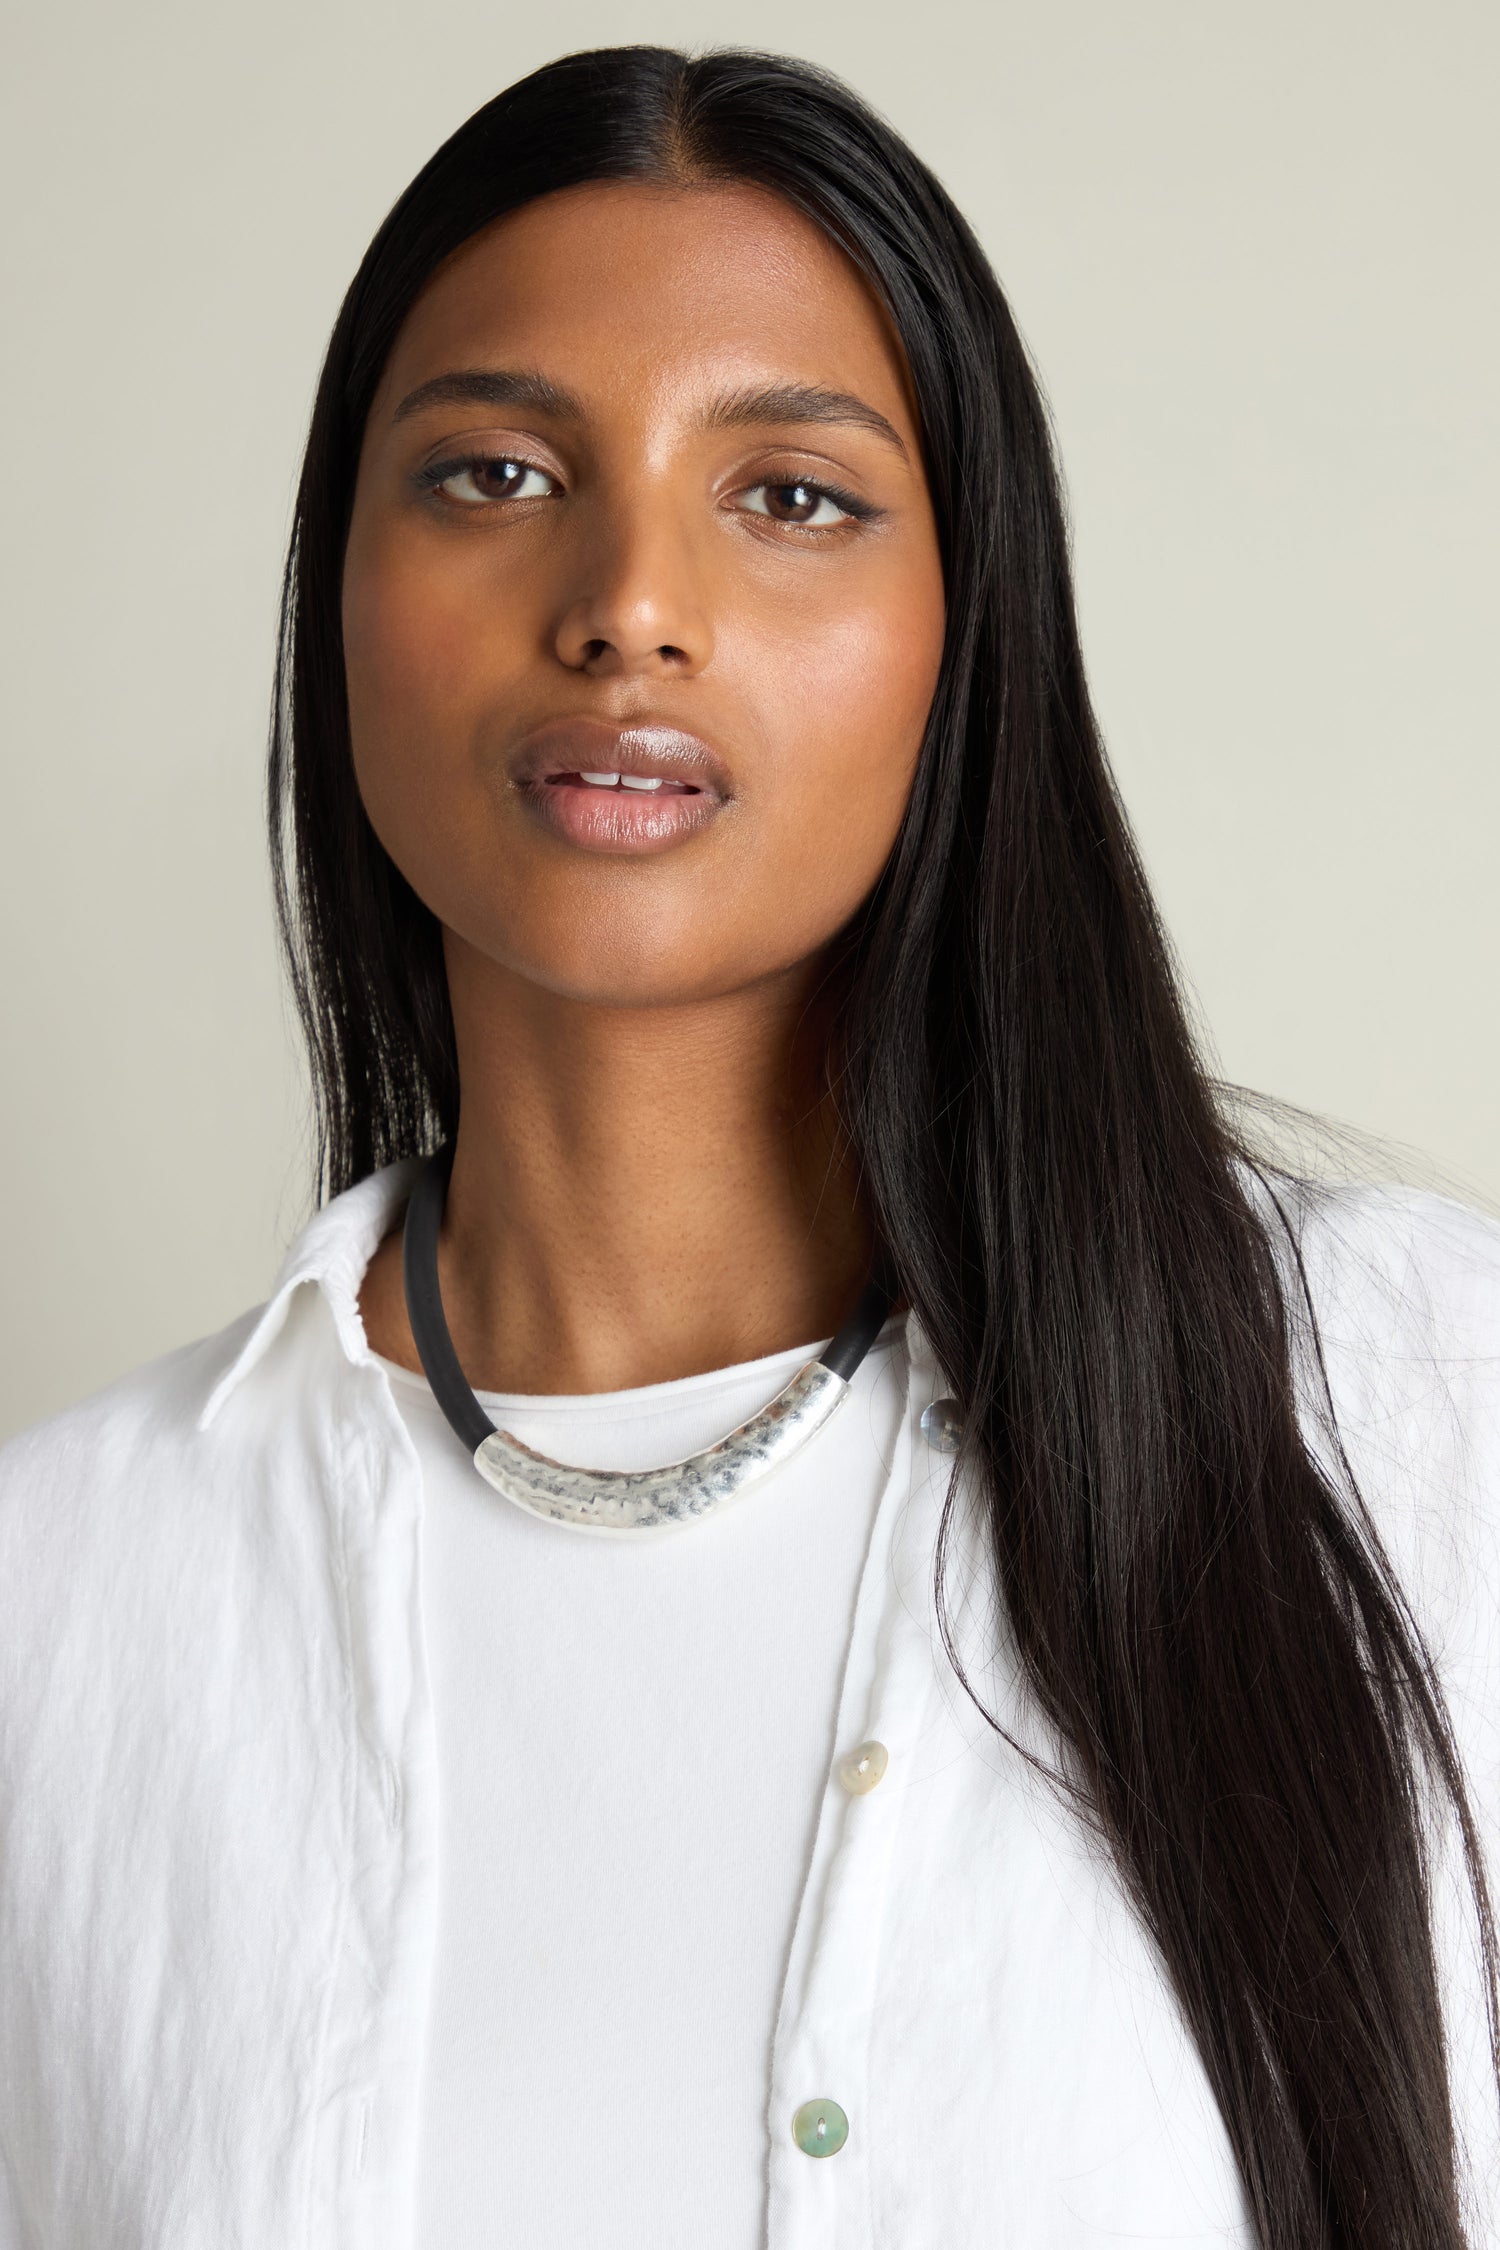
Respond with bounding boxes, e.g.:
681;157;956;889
367;938;874;1396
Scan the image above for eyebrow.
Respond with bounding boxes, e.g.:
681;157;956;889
391;367;907;457
703;381;908;458
392;369;583;424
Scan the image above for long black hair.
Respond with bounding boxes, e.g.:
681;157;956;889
269;46;1498;2245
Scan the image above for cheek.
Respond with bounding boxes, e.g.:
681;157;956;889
342;543;484;759
341;536;530;892
742;572;943;892
339;580;471;958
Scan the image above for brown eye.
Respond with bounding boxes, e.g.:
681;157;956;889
767;481;820;522
738;479;854;528
430;456;558;505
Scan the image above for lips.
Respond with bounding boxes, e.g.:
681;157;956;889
509;719;730;855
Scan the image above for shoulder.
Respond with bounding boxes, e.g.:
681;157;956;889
1252;1178;1500;1497
0;1281;364;1828
0;1278;354;1618
0;1305;267;1511
1254;1184;1500;2218
0;1156;418;1533
1249;1173;1500;1687
0;1309;267;1670
1254;1173;1500;1362
1240;1172;1500;1439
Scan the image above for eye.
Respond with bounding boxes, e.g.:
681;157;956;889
420;453;560;506
736;479;862;527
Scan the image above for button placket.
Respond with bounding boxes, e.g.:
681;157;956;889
321;1375;440;2244
769;1329;958;2246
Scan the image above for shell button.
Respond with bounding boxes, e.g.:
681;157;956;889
920;1397;963;1453
792;2097;849;2157
837;1739;889;1795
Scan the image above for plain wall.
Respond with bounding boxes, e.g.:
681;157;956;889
2;0;1495;1440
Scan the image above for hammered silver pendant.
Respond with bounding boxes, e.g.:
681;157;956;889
472;1358;850;1537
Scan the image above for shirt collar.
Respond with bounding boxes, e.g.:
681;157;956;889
196;1152;939;1431
198;1157;423;1431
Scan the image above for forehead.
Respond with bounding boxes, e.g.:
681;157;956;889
373;179;917;427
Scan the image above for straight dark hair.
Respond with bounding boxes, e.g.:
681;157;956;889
270;46;1498;2244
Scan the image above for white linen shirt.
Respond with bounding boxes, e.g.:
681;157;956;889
1;1161;1497;2249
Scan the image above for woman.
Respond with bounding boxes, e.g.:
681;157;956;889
0;43;1496;2250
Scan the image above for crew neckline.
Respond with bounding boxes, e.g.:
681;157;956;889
375;1311;909;1421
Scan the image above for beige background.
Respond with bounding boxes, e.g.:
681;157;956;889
1;0;1495;1440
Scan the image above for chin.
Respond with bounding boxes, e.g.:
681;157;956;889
516;950;768;1011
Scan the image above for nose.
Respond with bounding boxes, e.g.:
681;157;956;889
551;494;713;679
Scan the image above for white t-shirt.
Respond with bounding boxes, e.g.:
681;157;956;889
384;1319;910;2250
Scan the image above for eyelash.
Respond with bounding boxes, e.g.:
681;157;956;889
412;450;880;527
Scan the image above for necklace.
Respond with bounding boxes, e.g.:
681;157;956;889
400;1144;896;1537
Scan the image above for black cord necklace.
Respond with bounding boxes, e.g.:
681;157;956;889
401;1142;896;1536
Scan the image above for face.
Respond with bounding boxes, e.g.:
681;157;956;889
342;179;946;1015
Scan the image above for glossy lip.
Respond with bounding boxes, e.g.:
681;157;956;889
509;718;732;855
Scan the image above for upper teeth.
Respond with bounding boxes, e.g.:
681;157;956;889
578;770;664;791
